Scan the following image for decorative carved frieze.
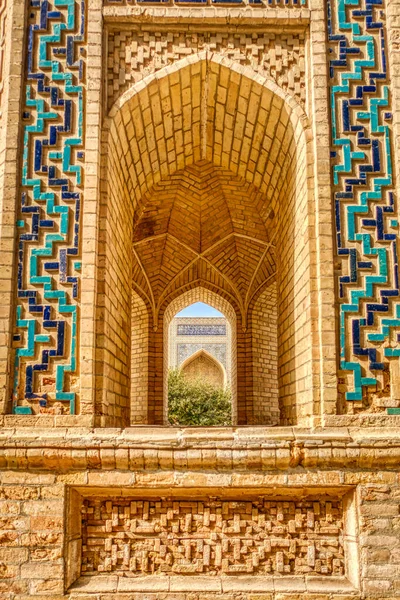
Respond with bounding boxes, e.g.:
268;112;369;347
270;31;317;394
81;497;344;576
107;30;306;111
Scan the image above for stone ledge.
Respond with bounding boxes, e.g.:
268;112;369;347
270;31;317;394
70;575;357;594
0;426;400;471
102;6;311;26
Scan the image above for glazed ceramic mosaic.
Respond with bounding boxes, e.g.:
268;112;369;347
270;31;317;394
12;0;85;414
103;0;306;6
329;0;400;406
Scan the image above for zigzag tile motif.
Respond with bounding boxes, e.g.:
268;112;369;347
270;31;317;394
13;0;85;414
0;0;6;121
329;0;400;403
104;0;306;6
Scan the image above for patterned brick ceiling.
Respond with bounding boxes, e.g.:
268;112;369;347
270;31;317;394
132;160;276;324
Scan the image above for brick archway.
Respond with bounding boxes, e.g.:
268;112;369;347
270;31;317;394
163;287;236;425
97;53;314;426
180;349;227;389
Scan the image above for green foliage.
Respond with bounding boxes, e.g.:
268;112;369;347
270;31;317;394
168;368;232;426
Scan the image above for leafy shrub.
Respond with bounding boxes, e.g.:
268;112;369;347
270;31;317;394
168;368;232;426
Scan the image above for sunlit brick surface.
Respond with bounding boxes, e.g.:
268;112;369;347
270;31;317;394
1;0;400;597
100;56;311;426
107;30;306;112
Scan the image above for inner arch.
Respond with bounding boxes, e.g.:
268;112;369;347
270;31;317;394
164;287;237;425
180;349;227;389
98;53;314;427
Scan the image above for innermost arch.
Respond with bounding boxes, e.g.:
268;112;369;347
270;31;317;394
176;302;223;318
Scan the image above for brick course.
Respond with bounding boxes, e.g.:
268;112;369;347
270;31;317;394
0;1;400;598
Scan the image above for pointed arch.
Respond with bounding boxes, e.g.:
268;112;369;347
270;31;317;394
95;48;320;426
163;286;236;425
180;349;227;389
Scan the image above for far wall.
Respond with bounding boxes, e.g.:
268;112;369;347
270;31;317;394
169;317;231;386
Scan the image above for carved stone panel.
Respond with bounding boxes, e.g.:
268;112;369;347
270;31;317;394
81;497;345;576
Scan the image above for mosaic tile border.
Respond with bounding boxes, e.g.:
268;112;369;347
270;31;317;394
329;0;400;407
12;0;85;415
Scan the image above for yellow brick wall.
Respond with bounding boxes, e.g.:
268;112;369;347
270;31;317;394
102;54;313;425
130;292;148;424
249;283;279;425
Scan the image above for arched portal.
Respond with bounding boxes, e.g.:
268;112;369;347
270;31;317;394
97;53;314;427
164;287;237;424
180;349;227;389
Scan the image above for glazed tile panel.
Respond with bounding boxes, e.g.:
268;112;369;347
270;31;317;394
329;0;400;405
13;0;85;415
104;0;306;6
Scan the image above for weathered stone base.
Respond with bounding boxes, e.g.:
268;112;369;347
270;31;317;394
1;427;400;598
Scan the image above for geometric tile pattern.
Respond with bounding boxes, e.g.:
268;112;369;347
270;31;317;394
0;0;6;121
107;30;306;112
177;325;226;336
104;0;306;6
329;0;400;402
12;0;85;415
81;498;344;576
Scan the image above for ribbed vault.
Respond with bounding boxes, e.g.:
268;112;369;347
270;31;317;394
132;161;276;328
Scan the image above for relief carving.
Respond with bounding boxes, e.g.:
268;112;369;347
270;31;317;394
82;497;345;576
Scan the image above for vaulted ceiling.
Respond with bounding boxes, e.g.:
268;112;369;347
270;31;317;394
132;161;276;326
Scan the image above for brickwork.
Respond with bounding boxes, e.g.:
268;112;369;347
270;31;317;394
1;0;400;598
276;142;310;425
104;0;308;7
0;0;25;417
249;283;279;425
130;293;148;424
81;497;344;576
4;427;400;598
181;350;226;387
0;0;6;121
102;56;312;425
107;30;306;112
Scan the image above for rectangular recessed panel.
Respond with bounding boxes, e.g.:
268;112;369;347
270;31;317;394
81;497;345;576
177;324;226;336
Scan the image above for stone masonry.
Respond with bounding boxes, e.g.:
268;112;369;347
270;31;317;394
169;316;230;387
1;0;400;598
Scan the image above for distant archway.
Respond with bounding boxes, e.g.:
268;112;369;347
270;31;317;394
180;349;227;389
164;287;236;424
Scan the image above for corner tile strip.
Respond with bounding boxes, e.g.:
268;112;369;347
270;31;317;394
329;0;400;407
103;0;306;7
13;0;85;415
0;0;7;121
